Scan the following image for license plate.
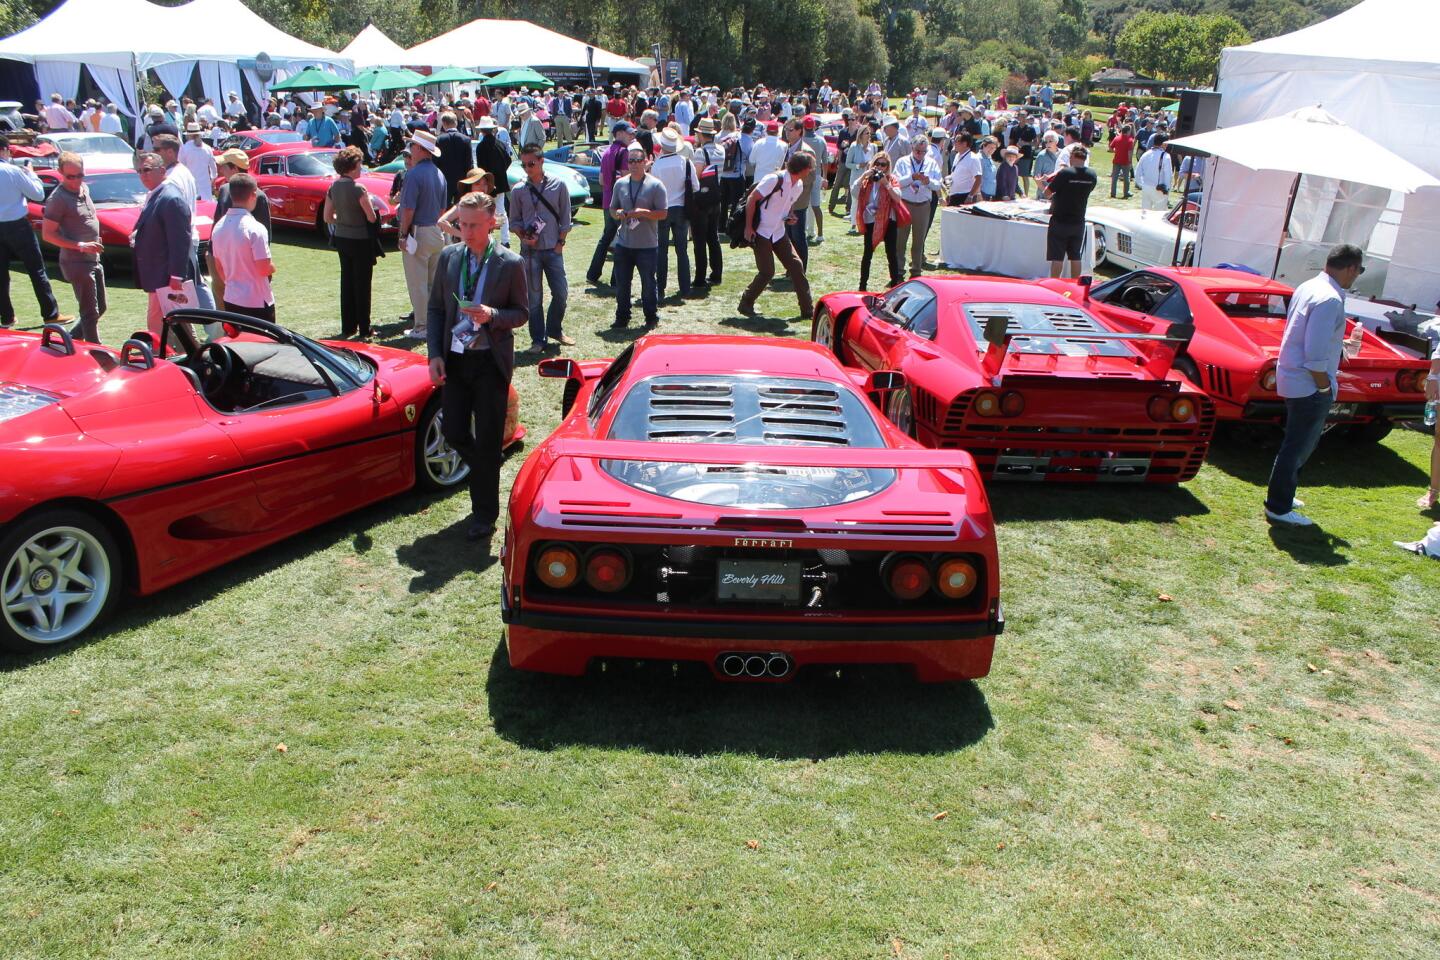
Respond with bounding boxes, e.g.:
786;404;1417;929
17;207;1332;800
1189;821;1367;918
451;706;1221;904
716;560;802;604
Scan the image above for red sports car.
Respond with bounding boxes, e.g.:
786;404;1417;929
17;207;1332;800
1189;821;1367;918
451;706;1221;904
1070;267;1431;442
26;169;217;264
500;335;1003;684
813;276;1214;484
250;144;398;232
217;129;306;157
0;312;523;652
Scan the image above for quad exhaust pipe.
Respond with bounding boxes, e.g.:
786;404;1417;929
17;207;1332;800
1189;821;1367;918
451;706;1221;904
718;652;793;679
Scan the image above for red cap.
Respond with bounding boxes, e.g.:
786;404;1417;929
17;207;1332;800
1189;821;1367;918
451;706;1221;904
802;115;817;129
765;120;779;134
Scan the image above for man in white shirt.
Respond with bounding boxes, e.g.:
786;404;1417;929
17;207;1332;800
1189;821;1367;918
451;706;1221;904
738;152;814;319
882;117;910;164
651;130;701;298
895;137;942;278
1135;134;1173;215
748;121;787;181
224;92;245;119
905;106;929;140
672;91;695;135
947;132;983;204
196;98;221;126
179;124;218;198
98;104;123;135
43;94;75;133
210;173;276;321
1265;244;1368;526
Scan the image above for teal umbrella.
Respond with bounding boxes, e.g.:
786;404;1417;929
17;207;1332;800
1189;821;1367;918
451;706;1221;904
480;67;554;89
270;67;354;93
357;68;426;93
423;66;489;85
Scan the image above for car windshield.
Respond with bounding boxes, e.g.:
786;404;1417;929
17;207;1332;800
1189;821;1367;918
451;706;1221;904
286;153;335;177
290;332;374;387
86;172;148;205
960;302;1136;357
258;131;302;143
600;374;893;509
46;136;130;155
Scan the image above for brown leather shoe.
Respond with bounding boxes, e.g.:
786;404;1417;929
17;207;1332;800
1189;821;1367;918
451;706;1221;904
556;334;576;346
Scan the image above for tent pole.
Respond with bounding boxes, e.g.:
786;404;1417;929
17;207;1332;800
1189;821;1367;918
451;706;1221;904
1272;173;1301;280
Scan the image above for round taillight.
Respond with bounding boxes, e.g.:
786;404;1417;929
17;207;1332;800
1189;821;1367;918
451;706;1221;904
883;554;931;601
1170;397;1196;421
535;544;580;589
1260;368;1277;391
584;548;630;593
973;391;1001;417
1000;391;1025;417
1398;369;1422;393
1147;396;1173;422
934;557;979;599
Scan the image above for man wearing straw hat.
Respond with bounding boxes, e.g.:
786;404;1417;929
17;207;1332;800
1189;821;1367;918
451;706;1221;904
399;130;448;339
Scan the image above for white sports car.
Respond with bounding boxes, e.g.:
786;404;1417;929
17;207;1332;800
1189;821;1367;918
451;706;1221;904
1089;199;1198;271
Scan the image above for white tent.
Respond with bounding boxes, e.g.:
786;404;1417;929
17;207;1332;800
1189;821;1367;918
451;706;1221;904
0;0;351;135
340;23;410;71
1201;0;1440;307
405;19;647;82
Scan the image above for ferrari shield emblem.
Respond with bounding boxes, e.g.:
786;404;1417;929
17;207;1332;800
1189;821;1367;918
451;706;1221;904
404;403;417;423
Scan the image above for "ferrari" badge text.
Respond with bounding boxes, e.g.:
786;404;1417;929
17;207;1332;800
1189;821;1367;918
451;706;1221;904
733;537;793;548
404;404;417;423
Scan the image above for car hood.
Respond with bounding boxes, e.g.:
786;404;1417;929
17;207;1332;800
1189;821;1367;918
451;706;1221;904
90;201;217;241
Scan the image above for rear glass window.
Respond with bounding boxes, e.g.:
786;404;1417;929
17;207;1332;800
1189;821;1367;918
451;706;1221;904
1208;290;1289;320
961;302;1136;357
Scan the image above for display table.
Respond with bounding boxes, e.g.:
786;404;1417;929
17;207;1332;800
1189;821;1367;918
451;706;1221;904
938;203;1094;278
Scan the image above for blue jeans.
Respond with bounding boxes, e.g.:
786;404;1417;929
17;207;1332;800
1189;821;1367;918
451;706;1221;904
587;213;619;284
785;217;809;270
656;207;690;296
613;244;657;326
1266;390;1332;514
524;248;569;346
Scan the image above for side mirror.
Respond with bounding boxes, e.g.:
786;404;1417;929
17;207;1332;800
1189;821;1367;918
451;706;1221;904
868;369;905;392
1079;275;1092;302
372;378;392;403
539;357;579;379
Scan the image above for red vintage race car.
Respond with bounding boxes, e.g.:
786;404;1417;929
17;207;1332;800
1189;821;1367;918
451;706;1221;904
0;312;523;652
813;276;1214;483
216;129;306;157
501;334;1002;683
250;143;398;232
26;169;217;265
1070;267;1431;442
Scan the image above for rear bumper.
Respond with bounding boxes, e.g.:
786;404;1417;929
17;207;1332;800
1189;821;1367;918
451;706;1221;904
502;595;1003;681
926;432;1211;483
1240;400;1425;424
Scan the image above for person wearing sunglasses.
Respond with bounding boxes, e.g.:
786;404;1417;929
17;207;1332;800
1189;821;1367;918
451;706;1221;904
41;152;105;342
853;153;903;291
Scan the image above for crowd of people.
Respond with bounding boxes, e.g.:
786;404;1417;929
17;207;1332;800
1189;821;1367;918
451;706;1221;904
1;75;1436;555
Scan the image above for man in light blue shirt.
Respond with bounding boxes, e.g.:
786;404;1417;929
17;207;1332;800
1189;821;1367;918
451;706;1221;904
1265;243;1367;526
0;135;62;327
894;137;941;278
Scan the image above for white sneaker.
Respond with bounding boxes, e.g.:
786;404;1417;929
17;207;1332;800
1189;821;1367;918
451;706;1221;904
1265;508;1314;526
403;327;425;339
1292;498;1305;509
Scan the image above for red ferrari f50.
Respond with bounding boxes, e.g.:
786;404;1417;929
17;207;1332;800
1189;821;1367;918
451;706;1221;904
501;335;1003;683
1;313;523;651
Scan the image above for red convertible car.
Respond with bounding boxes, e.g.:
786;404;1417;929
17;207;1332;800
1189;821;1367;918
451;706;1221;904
501;335;1003;683
0;312;523;652
1069;267;1431;442
26;169;216;264
251;144;398;232
813;277;1214;484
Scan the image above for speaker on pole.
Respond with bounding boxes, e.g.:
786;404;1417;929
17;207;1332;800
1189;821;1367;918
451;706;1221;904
1176;91;1221;137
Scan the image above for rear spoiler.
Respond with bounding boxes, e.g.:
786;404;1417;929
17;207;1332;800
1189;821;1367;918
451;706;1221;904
980;314;1194;382
1372;327;1433;360
549;438;976;471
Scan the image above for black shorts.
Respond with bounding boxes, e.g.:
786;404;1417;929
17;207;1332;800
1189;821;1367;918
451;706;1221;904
1046;219;1085;261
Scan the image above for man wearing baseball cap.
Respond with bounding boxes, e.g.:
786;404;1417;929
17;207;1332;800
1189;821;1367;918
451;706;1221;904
748;120;786;182
586;120;635;286
399;129;447;339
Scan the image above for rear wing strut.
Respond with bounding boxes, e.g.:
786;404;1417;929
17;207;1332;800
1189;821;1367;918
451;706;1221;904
980;315;1195;382
549;438;977;471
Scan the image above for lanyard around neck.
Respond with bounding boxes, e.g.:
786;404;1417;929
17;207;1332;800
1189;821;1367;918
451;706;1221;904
461;242;493;300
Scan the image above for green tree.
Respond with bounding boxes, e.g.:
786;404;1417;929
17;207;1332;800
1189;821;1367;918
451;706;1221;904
822;0;889;88
958;61;1007;97
1116;10;1250;85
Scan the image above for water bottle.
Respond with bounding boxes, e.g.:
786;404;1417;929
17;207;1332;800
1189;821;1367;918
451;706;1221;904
1426;400;1438;428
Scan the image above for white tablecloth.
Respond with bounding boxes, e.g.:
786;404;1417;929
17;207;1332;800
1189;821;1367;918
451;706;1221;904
938;207;1094;278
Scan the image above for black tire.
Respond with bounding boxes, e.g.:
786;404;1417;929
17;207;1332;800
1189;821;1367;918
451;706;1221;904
1345;417;1394;445
1172;356;1201;388
0;508;123;652
413;399;472;492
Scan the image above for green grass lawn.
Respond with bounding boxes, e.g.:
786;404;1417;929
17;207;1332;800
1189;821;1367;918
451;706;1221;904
2;198;1438;959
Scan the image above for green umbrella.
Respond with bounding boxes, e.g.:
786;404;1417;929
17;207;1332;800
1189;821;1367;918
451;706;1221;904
1162;100;1180;113
423;66;489;85
357;68;426;93
269;67;354;93
481;67;554;89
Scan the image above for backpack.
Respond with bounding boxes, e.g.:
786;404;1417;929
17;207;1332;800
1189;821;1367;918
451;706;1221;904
722;136;741;173
690;145;722;214
726;176;785;248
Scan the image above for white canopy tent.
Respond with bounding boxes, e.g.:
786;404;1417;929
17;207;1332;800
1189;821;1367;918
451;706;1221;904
1203;0;1440;307
0;0;351;137
340;23;410;71
405;19;647;83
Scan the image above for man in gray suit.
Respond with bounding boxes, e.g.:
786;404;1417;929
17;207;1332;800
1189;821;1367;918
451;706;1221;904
426;191;530;542
131;152;195;338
